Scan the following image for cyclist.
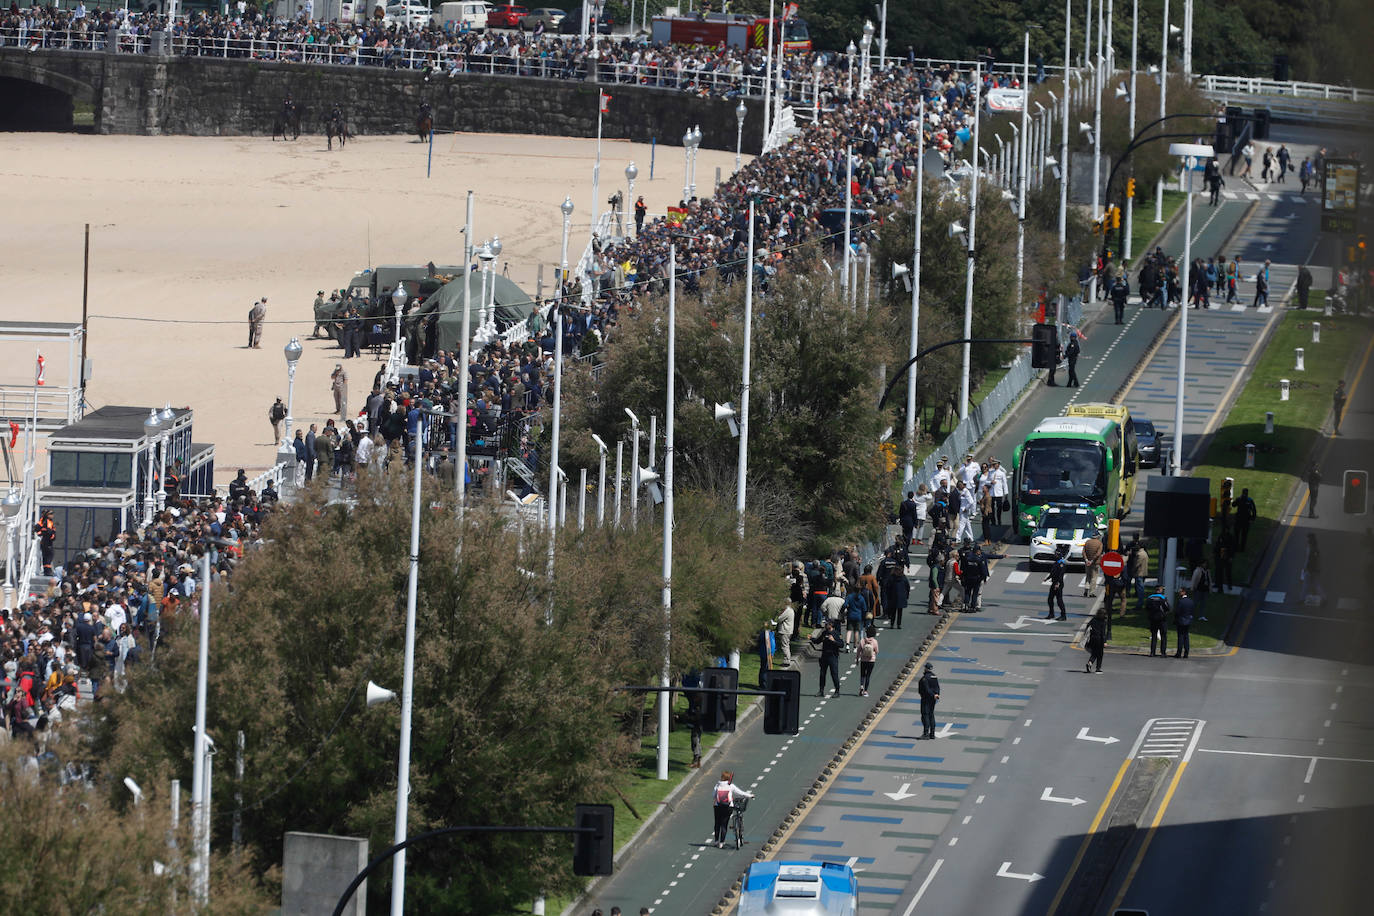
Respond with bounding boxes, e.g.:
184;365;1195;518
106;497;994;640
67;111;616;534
712;770;754;849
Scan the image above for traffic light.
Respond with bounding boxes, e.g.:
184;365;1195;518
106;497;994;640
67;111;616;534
1126;177;1137;198
572;804;614;876
1031;323;1057;368
1359;235;1368;260
1111;206;1122;229
702;666;738;732
762;669;801;735
1345;469;1369;514
1091;219;1102;235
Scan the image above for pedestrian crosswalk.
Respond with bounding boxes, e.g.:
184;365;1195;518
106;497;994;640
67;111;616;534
1217;189;1316;203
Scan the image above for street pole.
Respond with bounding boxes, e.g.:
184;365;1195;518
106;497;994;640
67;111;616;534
959;63;982;421
1059;0;1071;260
455;192;475;510
1162;143;1205;609
596;439;606;526
545;297;564;626
735;100;746;172
390;412;424;916
762;0;774;148
559;196;573;285
842;145;853;302
1183;0;1192;80
903;96;926;483
737;201;755;539
1018;32;1030;312
1092;0;1104;217
656;243;677;782
1126;0;1138;261
189;550;212;906
627;409;640;529
614;439;623;528
879;0;888;68
1156;0;1169;223
682;126;691;202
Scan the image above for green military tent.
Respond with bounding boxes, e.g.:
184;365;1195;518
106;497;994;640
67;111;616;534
408;271;538;354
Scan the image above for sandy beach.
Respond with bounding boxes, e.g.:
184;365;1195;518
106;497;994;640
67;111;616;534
0;129;743;482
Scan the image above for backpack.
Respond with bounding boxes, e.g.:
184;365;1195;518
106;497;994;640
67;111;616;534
859;638;878;662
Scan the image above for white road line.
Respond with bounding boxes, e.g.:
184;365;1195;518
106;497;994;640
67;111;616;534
1260;610;1368;623
963;815;973;825
899;858;945;916
976;795;985;804
948;837;959;846
1006;570;1030;584
1338;598;1360;611
1265;590;1286;604
1304;759;1318;783
1196;748;1374;765
988;774;997;783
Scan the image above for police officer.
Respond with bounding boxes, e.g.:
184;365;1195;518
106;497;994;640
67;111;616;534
1043;544;1069;620
1065;330;1082;387
1086;609;1107;673
1173;587;1195;658
1145;588;1170;657
917;662;941;738
1110;274;1129;324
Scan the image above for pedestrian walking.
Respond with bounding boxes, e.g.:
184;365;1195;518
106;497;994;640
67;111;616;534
1082;533;1104;597
1333;379;1347;435
1065;330;1081;387
989;458;1008;527
953;479;975;543
1173;588;1194;658
1240;142;1254;178
857;626;879;697
899;490;919;546
885;560;909;629
1299;156;1314;193
1252;260;1270;308
1085;609;1107;673
1043;545;1069;620
1110;275;1129;323
979;482;996;544
1277;144;1291;183
248;297;266;348
917;662;941;738
711;771;753;848
1306;463;1322;518
1226;256;1240;303
1145;588;1170;657
268;397;287;443
810;619;844;697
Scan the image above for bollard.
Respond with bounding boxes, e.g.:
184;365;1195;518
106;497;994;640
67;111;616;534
1313;321;1321;343
1280;378;1290;401
1324;299;1333;317
1265;411;1275;434
1295;348;1305;371
1244;443;1256;468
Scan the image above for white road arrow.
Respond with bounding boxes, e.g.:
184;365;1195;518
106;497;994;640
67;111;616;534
1041;787;1088;806
1076;726;1120;745
997;861;1044;883
1005;615;1048;630
884;783;919;801
934;722;957;738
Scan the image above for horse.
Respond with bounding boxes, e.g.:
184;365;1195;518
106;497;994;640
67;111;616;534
272;102;301;141
326;114;349;151
415;107;433;142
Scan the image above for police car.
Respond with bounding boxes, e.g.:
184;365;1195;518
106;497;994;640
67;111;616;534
739;861;858;916
1028;506;1102;567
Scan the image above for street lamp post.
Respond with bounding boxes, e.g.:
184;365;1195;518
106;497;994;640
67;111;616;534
389;395;426;916
1156;0;1171;223
734;101;746;172
812;56;824;121
902;96;927;484
624;162;637;232
559;196;574;286
959;63;982;421
878;0;888;67
392;282;407;347
1161;141;1211;607
1059;0;1071;259
846;41;856;99
1018;31;1030;314
592;435;607;526
477;243;496;328
688;126;702;199
487;236;502;326
282;337;302;447
736;200;756;539
1125;0;1139;260
656;242;678;781
455;191;475;510
142;408;161;526
859;20;874;99
681;127;692;202
625;408;640;529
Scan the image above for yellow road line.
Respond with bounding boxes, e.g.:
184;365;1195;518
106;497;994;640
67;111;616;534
1046;755;1134;915
1106;760;1190;912
1226;325;1374;653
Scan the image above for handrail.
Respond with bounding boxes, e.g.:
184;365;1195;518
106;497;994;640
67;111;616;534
1198;74;1371;103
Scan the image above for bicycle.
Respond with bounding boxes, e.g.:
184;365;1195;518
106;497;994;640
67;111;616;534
727;796;750;850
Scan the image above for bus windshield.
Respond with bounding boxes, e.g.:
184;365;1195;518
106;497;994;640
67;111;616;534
1020;439;1107;504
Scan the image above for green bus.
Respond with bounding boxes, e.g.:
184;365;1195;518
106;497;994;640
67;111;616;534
1011;411;1139;538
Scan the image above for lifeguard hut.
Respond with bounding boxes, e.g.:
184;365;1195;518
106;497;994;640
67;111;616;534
0;321;86;433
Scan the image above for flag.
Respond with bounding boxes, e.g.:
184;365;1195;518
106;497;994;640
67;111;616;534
599;92;611;114
666;206;688;225
35;354;45;387
784;2;798;19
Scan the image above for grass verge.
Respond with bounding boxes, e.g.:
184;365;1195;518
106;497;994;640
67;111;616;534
1101;592;1240;652
1191;297;1371;583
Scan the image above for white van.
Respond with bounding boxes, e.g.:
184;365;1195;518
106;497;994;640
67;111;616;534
437;0;490;31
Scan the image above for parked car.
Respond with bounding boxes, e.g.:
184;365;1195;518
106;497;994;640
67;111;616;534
1028;506;1102;567
558;3;613;34
486;4;528;28
518;6;565;29
1132;416;1161;467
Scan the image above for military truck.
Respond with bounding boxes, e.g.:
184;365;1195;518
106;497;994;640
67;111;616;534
317;264;464;342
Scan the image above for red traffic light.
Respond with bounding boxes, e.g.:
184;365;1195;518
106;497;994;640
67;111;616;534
1345;470;1369;514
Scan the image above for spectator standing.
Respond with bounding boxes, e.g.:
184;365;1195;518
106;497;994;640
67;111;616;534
913;483;932;545
1233;488;1257;550
1296;264;1313;309
1145;588;1170;657
989;458;1008;527
917;662;941;738
1189;563;1210;622
1173;588;1195;658
898;490;919;547
331;364;349;420
772;604;795;667
1306;462;1322;518
305;424;318;482
1214;527;1235;593
292;428;308;486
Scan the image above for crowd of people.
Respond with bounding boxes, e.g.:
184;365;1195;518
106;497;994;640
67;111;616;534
2;487;274;751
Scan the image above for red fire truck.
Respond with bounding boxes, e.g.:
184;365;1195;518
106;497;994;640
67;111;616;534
650;12;812;52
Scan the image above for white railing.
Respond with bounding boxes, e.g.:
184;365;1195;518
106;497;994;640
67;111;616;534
383;337;407;386
1198;74;1371;103
214;462;285;501
0;385;82;430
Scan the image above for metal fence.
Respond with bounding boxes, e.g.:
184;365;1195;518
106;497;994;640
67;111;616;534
1197;74;1371;103
900;352;1036;496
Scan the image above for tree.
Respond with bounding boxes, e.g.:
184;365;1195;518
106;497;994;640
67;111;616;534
91;473;783;913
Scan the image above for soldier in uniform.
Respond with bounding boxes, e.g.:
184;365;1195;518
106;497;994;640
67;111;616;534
248;297;267;349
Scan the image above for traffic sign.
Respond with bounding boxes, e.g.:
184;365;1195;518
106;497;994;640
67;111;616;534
1100;551;1125;578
